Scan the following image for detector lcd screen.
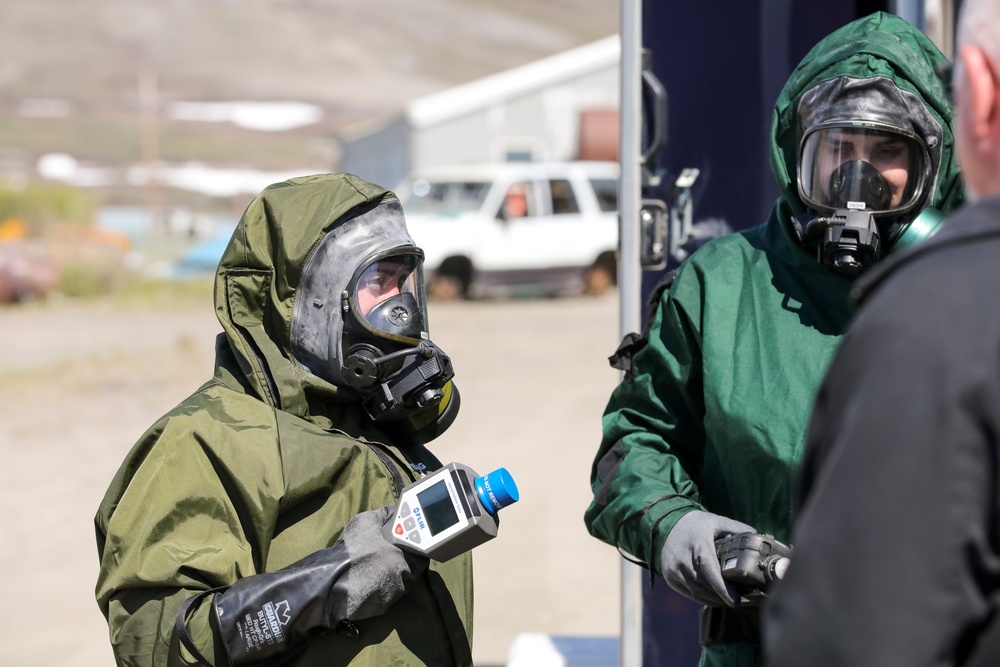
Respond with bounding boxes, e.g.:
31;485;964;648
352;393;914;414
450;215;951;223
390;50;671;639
417;480;460;536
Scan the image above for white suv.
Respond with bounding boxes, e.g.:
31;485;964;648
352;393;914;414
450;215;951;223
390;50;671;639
398;161;619;299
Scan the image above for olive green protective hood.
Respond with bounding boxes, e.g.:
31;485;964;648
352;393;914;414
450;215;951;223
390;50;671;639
213;173;395;419
770;11;963;220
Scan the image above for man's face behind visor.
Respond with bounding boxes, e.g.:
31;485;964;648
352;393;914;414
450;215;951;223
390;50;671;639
356;257;416;316
350;252;428;342
799;125;927;215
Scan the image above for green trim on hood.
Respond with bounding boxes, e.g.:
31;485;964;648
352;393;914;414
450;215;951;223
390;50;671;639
770;12;963;219
213;173;394;419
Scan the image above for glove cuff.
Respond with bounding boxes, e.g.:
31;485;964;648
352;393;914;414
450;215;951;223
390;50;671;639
211;545;351;666
176;587;228;666
651;504;702;573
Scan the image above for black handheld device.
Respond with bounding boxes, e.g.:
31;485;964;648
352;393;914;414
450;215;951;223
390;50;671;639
715;532;791;603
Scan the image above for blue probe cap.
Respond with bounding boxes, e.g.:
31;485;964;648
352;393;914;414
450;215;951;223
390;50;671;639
474;468;519;515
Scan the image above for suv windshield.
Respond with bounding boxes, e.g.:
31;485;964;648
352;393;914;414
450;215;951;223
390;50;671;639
590;178;618;212
405;179;491;215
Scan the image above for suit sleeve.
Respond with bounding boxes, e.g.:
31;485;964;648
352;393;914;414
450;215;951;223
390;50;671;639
95;415;282;667
583;270;708;572
764;279;1000;666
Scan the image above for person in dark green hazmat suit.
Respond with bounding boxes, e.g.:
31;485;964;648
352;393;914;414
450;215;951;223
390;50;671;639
583;13;964;667
94;174;473;667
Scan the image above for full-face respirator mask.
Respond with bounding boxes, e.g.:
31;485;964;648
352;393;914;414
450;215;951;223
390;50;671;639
792;77;945;275
290;197;460;447
340;248;459;440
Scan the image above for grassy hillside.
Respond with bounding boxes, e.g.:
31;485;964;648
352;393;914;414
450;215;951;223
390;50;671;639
0;0;617;176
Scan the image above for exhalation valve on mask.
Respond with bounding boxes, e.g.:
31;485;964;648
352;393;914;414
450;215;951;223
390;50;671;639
802;209;882;276
350;339;461;447
798;160;888;277
343;340;455;424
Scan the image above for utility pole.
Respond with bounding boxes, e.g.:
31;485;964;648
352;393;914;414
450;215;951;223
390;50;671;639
617;1;644;665
139;66;162;231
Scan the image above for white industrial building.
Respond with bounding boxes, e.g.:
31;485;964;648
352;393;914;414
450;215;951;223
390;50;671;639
336;35;620;191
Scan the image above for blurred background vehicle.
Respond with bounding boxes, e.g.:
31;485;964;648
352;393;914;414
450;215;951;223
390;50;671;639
400;160;619;299
0;242;60;303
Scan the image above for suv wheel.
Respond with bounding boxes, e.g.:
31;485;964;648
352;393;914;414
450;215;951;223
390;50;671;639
584;253;617;295
430;274;465;301
429;257;472;301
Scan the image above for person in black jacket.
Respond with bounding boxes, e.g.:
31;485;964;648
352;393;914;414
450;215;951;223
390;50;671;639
763;1;1000;665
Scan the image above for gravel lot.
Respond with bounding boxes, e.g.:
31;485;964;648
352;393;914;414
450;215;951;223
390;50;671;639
0;291;623;667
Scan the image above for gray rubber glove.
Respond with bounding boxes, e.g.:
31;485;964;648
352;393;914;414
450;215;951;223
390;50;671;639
332;504;428;621
659;510;755;607
208;505;428;666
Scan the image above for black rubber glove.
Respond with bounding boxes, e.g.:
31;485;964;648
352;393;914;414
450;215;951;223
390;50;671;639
207;506;427;666
659;510;755;607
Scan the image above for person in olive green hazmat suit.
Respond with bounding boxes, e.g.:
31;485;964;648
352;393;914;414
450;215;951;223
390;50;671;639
95;173;472;667
583;13;964;667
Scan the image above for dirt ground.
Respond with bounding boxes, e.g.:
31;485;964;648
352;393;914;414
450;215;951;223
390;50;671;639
0;290;623;667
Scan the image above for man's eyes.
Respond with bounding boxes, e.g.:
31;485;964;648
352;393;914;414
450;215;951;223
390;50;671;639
363;276;389;290
875;143;905;158
362;272;401;291
825;140;905;160
826;140;854;156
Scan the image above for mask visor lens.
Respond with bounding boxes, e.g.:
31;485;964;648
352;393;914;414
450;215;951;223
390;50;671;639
799;126;926;215
354;253;428;338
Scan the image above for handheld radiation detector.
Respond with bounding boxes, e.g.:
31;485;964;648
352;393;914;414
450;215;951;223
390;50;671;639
384;462;519;562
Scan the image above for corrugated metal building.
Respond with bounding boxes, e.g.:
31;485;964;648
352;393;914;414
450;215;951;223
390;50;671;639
336;35;620;191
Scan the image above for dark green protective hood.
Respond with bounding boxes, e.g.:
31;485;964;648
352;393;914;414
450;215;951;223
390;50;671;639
770;11;964;220
213;173;396;420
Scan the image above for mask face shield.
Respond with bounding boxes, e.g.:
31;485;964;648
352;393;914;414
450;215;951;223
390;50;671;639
798;123;929;217
348;249;428;343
